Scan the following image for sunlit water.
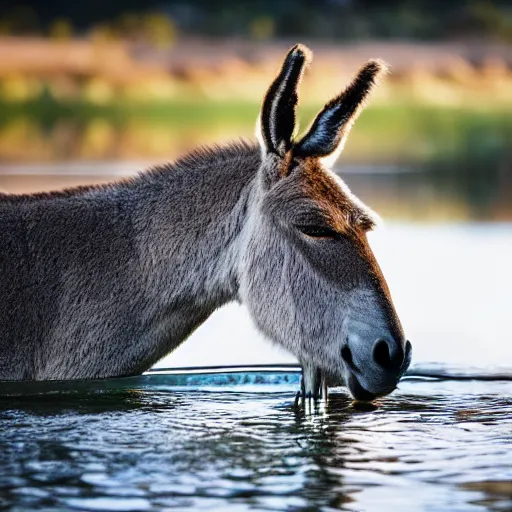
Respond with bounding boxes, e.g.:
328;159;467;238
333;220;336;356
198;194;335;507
0;164;511;511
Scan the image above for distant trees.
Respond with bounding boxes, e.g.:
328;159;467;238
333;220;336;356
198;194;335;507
0;0;510;42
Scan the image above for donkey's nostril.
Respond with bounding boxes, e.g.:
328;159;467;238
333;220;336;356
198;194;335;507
372;338;403;372
341;345;354;367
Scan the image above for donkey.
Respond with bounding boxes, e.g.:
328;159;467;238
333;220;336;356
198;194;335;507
0;45;411;400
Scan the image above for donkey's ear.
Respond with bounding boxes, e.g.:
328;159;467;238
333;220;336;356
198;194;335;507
258;44;311;157
294;60;387;165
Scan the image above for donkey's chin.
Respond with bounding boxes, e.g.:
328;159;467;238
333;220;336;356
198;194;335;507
345;372;396;402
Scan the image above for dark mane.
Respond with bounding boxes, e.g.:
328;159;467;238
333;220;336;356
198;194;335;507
151;138;258;176
0;139;259;204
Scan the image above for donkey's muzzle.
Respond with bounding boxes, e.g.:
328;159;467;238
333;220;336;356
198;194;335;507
343;338;412;401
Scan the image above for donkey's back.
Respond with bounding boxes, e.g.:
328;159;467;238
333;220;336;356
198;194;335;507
0;189;145;380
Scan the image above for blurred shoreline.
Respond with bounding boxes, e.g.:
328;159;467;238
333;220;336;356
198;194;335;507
0;36;510;169
1;36;512;105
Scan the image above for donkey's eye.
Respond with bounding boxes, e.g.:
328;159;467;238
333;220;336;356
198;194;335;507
297;225;339;238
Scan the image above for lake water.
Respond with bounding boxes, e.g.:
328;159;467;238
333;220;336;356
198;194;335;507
0;163;511;511
1;371;511;512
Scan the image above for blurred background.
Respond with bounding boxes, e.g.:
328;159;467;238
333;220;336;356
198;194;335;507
0;0;510;369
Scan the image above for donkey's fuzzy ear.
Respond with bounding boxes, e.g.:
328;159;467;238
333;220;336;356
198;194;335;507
258;44;311;157
294;59;387;164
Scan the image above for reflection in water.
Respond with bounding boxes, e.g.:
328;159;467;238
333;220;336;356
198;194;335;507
0;114;254;162
341;144;512;222
1;376;511;512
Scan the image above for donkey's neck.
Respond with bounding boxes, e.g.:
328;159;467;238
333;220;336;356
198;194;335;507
140;143;259;299
119;140;260;371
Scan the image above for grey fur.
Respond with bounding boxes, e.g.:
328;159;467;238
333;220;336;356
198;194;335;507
0;45;410;401
0;143;257;380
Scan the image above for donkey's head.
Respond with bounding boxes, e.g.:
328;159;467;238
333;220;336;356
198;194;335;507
240;45;411;401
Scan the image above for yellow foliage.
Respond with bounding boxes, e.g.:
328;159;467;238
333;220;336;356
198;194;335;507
79;119;115;158
250;16;275;40
82;78;114;104
0;118;49;160
142;13;177;48
48;18;73;40
0;74;41;101
90;24;116;44
122;79;177;101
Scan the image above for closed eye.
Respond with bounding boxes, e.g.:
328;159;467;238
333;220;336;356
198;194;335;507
297;225;340;238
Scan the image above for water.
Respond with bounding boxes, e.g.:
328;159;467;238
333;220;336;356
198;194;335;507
0;162;511;511
1;370;511;512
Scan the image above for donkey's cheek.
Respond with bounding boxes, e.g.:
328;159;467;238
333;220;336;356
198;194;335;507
240;221;354;375
239;238;302;352
285;257;351;372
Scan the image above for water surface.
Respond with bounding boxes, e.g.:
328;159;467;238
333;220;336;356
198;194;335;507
1;371;511;512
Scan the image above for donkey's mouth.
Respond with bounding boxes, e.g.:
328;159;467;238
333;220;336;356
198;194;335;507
345;372;392;402
347;372;400;402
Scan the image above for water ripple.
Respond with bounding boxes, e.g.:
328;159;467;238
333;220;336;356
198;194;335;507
0;375;511;511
